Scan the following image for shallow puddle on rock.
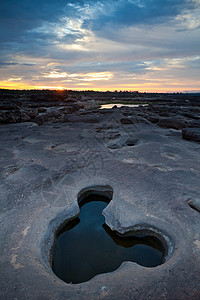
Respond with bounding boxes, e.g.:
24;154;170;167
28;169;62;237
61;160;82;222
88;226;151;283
100;103;148;109
52;195;164;284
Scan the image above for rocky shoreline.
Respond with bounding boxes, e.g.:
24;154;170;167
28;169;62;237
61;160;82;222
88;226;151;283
0;90;200;299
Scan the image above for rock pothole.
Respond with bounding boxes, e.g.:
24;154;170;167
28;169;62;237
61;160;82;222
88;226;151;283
44;186;170;285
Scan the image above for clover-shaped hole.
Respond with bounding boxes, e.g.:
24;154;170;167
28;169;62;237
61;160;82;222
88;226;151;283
51;187;167;284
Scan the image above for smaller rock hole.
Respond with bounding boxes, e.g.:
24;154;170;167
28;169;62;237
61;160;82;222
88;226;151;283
126;139;138;147
126;142;135;147
187;199;200;213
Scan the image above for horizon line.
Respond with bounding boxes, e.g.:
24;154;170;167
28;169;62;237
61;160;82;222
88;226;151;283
0;88;200;94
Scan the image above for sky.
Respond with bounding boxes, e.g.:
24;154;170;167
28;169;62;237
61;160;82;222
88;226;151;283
0;0;200;92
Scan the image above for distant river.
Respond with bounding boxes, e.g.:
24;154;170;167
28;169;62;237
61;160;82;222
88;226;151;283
100;103;148;109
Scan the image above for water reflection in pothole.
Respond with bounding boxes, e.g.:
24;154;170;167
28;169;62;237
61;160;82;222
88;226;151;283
52;195;165;284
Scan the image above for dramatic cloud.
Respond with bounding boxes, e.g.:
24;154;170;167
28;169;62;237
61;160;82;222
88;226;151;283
0;0;199;91
82;0;197;30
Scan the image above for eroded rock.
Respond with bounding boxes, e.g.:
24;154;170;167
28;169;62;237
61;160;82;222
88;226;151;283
182;128;200;142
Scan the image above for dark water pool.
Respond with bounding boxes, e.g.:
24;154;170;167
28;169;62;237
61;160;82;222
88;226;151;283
52;195;164;284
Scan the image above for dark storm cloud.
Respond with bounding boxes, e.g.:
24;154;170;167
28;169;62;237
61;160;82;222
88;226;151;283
0;0;89;45
0;0;59;42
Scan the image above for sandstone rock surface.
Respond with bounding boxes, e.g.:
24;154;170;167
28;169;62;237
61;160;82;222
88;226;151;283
0;90;200;299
